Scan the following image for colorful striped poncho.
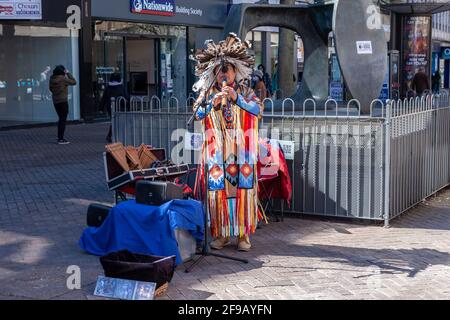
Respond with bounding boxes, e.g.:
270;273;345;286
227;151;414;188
194;82;264;238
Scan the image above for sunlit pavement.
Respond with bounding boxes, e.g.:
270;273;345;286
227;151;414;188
1;122;450;300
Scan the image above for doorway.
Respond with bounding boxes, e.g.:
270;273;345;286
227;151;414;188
126;37;159;98
93;21;188;117
93;34;161;112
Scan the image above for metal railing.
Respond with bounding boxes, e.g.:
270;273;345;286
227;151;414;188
388;94;450;222
111;91;450;225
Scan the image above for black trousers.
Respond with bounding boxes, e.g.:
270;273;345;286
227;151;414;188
54;102;69;140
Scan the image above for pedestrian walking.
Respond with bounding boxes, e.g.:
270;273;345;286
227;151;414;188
411;67;430;96
432;72;441;93
252;69;268;100
272;61;279;96
49;65;77;145
99;73;128;143
257;64;273;97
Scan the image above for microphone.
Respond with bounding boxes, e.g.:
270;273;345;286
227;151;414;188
221;77;228;109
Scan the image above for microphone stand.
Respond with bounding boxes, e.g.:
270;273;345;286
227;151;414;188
185;65;249;273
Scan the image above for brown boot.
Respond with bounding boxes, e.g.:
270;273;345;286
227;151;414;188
210;237;231;250
237;235;251;252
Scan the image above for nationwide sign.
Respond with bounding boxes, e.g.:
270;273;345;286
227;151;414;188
0;0;42;20
130;0;175;17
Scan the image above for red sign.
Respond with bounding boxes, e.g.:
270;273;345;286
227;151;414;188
0;5;14;14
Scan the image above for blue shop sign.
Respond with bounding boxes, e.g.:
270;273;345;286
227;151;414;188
379;63;390;102
130;0;175;16
329;82;344;102
442;47;450;60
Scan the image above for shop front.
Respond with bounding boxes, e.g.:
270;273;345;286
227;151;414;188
89;0;229;118
0;0;82;128
382;0;450;97
92;22;187;111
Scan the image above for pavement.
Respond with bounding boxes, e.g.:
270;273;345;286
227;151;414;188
1;122;450;300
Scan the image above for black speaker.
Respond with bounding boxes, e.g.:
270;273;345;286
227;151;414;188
87;203;113;227
135;181;184;206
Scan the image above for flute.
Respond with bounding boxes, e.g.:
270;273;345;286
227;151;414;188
221;77;228;109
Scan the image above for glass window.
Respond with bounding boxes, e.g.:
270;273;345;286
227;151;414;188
245;31;263;69
0;24;79;127
270;32;279;72
253;31;262;42
252;31;262;67
245;32;252;42
92;21;187;114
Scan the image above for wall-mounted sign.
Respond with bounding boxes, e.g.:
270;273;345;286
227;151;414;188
271;139;295;160
330;82;344;102
96;67;116;75
175;5;202;17
66;4;81;30
330;54;344;101
441;47;450;60
94;0;228;28
0;0;42;20
379;64;390;102
130;0;175;17
356;41;373;55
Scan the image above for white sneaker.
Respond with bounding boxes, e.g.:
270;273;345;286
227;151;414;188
58;139;70;145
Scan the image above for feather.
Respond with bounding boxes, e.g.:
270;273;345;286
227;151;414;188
191;32;255;92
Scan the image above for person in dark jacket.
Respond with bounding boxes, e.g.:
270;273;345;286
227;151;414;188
432;72;441;93
252;69;268;100
411;67;430;96
49;65;77;144
99;73;128;143
257;64;272;97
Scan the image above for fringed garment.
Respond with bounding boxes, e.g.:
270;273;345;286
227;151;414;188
194;83;263;238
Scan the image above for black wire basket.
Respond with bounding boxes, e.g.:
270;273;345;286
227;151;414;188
100;250;176;296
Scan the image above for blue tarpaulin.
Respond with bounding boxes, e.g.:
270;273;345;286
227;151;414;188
79;199;204;265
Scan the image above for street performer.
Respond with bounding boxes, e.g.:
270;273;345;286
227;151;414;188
191;33;264;252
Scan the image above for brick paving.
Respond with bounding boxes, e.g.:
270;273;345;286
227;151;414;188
1;122;450;300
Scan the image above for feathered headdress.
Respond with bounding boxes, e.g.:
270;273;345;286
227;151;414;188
190;33;255;93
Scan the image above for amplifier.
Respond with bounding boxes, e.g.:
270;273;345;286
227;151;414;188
135;181;185;206
87;203;113;227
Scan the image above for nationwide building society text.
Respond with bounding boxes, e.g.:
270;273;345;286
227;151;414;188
176;6;203;16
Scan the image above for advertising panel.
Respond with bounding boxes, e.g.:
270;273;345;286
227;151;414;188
402;16;431;93
0;0;41;20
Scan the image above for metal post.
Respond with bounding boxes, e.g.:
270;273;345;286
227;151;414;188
111;97;116;143
384;101;391;228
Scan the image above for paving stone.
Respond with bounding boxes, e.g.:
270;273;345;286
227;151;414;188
1;123;450;300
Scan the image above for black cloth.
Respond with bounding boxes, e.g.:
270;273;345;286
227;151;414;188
54;101;68;140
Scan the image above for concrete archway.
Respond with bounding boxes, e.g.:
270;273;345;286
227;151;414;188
223;0;387;114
